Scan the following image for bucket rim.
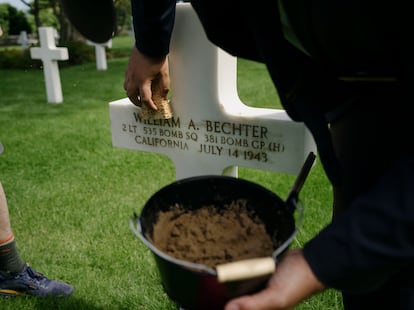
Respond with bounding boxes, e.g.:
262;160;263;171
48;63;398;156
129;200;303;273
130;174;305;275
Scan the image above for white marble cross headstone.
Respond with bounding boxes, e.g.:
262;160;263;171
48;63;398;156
109;3;316;180
30;27;68;103
17;31;29;48
87;40;112;71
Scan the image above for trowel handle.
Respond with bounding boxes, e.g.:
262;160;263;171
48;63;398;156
286;152;316;205
216;257;275;283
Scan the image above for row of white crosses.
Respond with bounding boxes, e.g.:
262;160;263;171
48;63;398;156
110;3;316;181
30;27;111;103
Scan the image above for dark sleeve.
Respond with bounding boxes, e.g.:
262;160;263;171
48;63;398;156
131;0;176;57
303;159;414;293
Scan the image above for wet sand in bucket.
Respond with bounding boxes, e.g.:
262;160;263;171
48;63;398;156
148;200;275;269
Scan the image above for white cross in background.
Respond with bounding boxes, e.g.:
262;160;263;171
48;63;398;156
109;3;316;180
30;27;68;103
17;31;29;48
87;40;112;71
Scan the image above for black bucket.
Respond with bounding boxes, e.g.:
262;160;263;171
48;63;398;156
130;152;316;310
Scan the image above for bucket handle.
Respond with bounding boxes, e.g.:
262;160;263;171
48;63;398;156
272;199;304;260
273;152;315;259
286;152;316;210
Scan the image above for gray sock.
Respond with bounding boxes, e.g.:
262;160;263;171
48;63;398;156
0;239;25;277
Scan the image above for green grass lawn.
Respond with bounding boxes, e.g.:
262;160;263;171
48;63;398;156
0;36;342;309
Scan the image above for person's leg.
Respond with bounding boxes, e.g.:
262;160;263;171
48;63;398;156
0;180;12;237
0;182;25;277
0;181;73;297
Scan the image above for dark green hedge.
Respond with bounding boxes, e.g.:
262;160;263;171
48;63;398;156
0;41;99;69
0;48;39;69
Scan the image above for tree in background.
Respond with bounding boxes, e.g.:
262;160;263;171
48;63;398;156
17;0;64;40
0;3;31;36
0;0;133;68
0;0;59;37
0;4;10;35
25;0;131;41
1;0;132;42
8;5;31;34
114;0;132;35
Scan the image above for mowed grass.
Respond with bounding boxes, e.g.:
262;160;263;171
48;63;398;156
0;35;342;309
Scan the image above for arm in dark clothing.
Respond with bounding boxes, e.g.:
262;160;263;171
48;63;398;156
303;159;414;293
131;0;176;57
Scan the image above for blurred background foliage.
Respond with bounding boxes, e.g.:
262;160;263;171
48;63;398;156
0;0;133;69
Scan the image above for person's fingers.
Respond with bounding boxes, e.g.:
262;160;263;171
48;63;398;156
158;61;170;100
124;74;141;106
123;47;169;110
159;74;170;100
140;81;158;110
224;286;292;310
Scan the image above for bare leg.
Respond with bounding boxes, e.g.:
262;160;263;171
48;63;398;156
0;182;13;241
0;181;24;276
0;181;73;296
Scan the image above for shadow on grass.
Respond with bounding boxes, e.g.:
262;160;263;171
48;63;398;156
34;297;108;310
1;296;106;310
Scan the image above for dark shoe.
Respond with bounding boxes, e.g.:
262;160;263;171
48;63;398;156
0;263;73;297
